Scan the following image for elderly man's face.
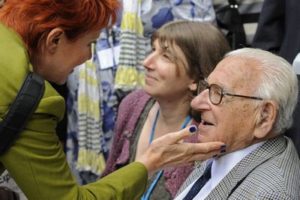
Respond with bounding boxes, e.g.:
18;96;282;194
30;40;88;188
191;56;263;153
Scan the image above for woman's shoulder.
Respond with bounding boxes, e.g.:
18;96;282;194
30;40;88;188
123;89;150;101
119;89;151;109
116;89;152;130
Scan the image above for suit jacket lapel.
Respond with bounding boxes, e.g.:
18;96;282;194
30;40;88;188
206;136;287;199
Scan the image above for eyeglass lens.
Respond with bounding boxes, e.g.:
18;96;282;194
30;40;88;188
209;84;222;105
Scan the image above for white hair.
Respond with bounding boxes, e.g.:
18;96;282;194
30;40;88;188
226;48;298;134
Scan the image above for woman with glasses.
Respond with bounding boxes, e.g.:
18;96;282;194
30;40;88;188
102;20;230;199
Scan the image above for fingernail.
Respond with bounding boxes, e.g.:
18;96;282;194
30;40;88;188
220;144;226;153
189;125;197;134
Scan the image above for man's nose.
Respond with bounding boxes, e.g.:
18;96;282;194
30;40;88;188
191;89;210;110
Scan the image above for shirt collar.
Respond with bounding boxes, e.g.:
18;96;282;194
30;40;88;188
211;141;265;189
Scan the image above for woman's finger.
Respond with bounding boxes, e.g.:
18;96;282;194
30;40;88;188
152;125;198;145
186;142;226;155
158;142;225;168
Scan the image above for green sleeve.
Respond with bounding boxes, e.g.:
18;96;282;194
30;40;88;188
0;124;147;200
83;162;148;200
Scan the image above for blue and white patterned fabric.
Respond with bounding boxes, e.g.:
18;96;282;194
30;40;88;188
94;28;120;157
142;0;215;37
66;27;121;184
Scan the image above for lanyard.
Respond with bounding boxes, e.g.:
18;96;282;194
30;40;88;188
141;110;191;200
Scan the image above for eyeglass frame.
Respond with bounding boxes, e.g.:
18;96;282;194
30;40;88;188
197;80;264;105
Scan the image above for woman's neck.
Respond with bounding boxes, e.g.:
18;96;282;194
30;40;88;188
134;96;192;160
153;98;191;138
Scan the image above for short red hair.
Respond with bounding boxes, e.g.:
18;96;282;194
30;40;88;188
0;0;119;56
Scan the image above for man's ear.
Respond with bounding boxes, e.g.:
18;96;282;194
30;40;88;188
254;101;277;139
45;28;64;54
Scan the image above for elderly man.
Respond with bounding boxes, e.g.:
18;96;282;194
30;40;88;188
175;48;300;200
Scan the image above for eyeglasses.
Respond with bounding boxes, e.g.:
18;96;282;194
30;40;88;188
197;80;264;105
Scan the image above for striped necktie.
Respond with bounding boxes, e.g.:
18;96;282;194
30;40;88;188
183;162;212;200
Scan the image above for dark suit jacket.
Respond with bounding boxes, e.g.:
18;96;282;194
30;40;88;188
252;0;300;64
177;136;300;199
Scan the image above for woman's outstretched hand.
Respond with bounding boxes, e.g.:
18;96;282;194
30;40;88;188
136;125;225;174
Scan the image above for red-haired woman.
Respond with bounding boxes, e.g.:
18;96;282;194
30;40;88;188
0;1;224;199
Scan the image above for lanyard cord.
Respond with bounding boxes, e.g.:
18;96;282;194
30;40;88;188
141;110;192;200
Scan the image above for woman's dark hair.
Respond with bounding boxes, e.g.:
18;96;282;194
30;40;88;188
152;20;230;82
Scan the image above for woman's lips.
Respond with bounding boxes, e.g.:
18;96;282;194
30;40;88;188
145;74;157;84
